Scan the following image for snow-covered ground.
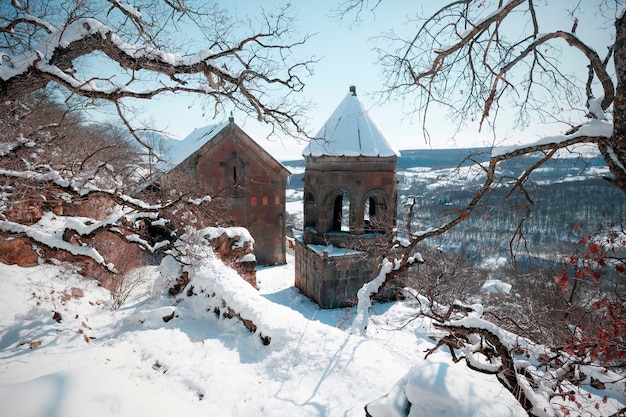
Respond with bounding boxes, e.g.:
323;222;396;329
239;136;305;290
0;248;623;417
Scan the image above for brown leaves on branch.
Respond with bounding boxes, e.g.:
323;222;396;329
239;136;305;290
554;224;626;364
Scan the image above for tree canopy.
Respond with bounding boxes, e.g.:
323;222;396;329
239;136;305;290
336;2;626;415
342;0;626;192
0;0;313;292
0;0;313;141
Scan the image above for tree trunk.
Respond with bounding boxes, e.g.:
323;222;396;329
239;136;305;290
603;12;626;192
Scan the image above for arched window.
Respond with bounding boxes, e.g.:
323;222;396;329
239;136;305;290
363;193;388;233
227;154;245;197
332;195;350;232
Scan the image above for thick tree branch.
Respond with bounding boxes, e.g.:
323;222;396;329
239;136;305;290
480;30;614;129
1;4;313;139
411;0;525;86
391;132;609;280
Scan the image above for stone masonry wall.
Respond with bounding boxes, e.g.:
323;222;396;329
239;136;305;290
295;239;375;309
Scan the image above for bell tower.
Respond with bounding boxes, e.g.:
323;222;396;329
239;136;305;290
294;86;399;308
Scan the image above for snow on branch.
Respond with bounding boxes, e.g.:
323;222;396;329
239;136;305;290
1;17;229;99
350;258;395;336
0;3;313;138
118;232;170;253
105;0;142;21
0;161;181;263
0;166;164;211
426;304;623;417
0;14;56;35
492;119;613;157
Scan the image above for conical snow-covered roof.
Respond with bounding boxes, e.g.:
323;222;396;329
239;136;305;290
303;86;400;158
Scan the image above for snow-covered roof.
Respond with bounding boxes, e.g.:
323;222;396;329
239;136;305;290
159;121;230;170
156;120;290;178
303;86;400;158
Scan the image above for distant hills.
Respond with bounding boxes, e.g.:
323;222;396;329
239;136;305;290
283;145;611;189
283;145;625;263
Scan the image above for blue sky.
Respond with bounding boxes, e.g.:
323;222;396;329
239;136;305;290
141;0;476;160
140;0;617;160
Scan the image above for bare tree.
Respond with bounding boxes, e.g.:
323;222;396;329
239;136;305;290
335;1;626;415
342;0;626;316
367;0;625;190
0;1;314;279
0;0;314;144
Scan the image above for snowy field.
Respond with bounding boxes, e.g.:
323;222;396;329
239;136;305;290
0;248;623;417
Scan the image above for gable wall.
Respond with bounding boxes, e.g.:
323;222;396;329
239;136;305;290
190;126;287;265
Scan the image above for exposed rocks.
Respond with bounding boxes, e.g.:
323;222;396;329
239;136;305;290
61;287;85;302
71;287;84;298
52;311;62;323
203;229;257;288
197;292;269;345
168;271;190;296
0;235;38;267
162;311;176;323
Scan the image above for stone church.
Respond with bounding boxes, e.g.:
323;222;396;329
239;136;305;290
294;86;400;308
161;117;290;266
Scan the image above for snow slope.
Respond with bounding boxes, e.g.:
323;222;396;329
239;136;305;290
0;248;623;417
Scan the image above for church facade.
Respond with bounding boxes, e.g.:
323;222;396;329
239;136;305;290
161;118;290;266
